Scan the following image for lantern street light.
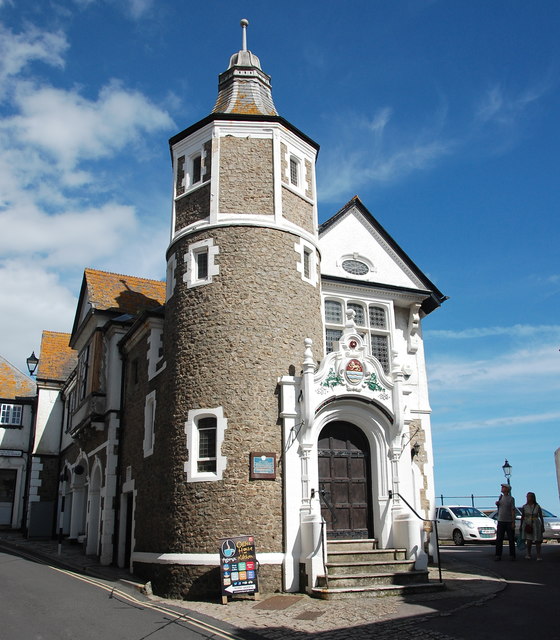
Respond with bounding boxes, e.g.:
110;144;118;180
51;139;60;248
502;459;512;485
26;351;39;377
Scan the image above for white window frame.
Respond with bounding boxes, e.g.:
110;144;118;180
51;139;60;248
294;238;318;286
184;238;219;288
143;391;156;457
184;407;228;482
190;153;202;186
174;136;209;199
147;324;166;381
323;297;392;371
283;143;310;199
289;155;300;187
0;403;23;426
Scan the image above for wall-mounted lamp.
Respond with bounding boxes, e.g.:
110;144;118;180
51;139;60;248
411;442;421;460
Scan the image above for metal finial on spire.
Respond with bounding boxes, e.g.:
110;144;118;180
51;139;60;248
240;18;249;51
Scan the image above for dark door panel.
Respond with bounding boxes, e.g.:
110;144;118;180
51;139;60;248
318;421;372;539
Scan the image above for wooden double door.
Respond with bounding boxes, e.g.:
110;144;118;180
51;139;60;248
318;421;373;539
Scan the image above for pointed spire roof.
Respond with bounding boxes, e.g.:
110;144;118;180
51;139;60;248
212;19;278;116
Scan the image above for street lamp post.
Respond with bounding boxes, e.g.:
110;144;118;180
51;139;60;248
26;351;39;376
502;459;512;485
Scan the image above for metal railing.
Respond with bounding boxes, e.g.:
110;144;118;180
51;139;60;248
389;490;443;583
437;494;498;510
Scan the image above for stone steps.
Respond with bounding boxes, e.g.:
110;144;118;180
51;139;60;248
311;538;445;600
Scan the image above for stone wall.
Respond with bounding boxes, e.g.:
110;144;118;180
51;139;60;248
37;455;61;500
218;137;274;215
282;186;314;234
135;225;323;595
409;419;430;516
134;562;282;600
175;183;211;232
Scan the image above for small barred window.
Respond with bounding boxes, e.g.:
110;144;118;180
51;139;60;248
326;329;343;354
371;335;390;373
348;303;365;326
325;300;343;324
289;156;299;186
369;305;387;329
197;417;217;473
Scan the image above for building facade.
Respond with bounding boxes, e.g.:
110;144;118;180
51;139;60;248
15;23;446;598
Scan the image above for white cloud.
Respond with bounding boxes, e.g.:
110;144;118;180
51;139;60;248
0;260;78;368
427;324;560;340
319;139;451;202
0;202;138;267
0;18;174;371
476;82;547;127
318;106;453;201
0;23;67;89
428;343;560;391
434;410;560;433
126;0;154;19
7;80;174;172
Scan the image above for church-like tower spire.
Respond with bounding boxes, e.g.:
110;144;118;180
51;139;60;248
212;19;278;115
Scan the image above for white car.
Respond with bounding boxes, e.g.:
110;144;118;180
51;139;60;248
435;506;497;545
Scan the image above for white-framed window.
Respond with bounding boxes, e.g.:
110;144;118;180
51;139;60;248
184;237;219;289
323;298;391;372
184;407;228;482
294;238;318;286
289;155;300;187
175;143;208;198
0;404;23;426
191;154;202;185
143;391;156;457
147;325;166;381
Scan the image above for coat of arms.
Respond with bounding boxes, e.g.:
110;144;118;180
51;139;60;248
345;358;364;385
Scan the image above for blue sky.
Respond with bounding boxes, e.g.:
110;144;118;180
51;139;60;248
1;1;559;512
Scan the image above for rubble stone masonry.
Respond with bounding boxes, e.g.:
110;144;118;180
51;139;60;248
135;224;323;597
282;186;314;234
175;183;211;232
218;137;274;215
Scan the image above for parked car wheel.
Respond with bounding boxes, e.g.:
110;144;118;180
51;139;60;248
453;529;465;546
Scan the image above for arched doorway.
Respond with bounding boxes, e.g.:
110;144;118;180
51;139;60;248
318;421;373;539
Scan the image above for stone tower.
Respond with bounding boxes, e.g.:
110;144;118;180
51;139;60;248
136;21;324;597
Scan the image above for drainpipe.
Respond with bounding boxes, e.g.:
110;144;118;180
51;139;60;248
21;392;38;536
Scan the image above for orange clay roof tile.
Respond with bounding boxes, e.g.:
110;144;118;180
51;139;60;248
37;331;77;382
84;268;166;315
0;355;36;399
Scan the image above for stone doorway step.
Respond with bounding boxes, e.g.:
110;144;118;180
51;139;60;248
312;539;445;600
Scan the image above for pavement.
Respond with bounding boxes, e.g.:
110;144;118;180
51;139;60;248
0;531;507;640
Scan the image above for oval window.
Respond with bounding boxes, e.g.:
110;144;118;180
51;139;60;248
342;259;369;276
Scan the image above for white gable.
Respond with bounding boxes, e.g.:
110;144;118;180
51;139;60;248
319;205;426;291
